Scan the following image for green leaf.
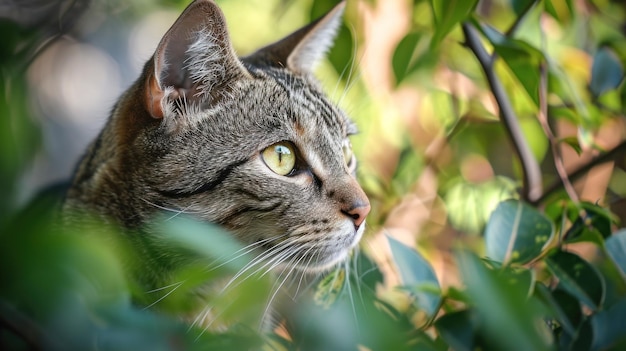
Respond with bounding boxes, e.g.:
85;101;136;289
455;251;553;350
564;202;614;243
545;250;605;310
392;31;422;86
535;284;580;336
590;47;624;97
497;266;535;297
509;0;536;16
314;268;347;308
477;24;544;106
429;0;478;48
484;199;554;265
387;235;442;318
591;299;626;350
545;0;574;23
606;229;626;278
434;309;478;351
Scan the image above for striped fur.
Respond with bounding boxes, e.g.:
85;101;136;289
63;0;369;301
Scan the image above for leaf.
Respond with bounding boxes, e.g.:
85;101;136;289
392;31;422;86
429;0;478;48
484;199;554;265
589;47;624;97
314;268;347;308
606;229;626;278
455;251;553;350
534;284;580;336
434;309;478;351
591;299;626;350
477;23;544;106
387;235;442;318
509;0;536;16
545;0;574;23
564;202;614;244
545;250;605;310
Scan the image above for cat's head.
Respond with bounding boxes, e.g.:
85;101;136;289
73;0;369;273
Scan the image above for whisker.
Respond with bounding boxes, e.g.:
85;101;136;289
143;280;185;310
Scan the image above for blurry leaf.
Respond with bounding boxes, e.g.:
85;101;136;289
535;284;580;336
545;250;605;310
477;23;543;106
591;298;626;350
545;0;574;23
590;47;624;98
429;0;478;48
569;318;594;351
497;266;535;297
559;136;583;155
314;268;346;308
577;125;595;151
392;31;422;86
564;202;614;243
387;235;442;318
509;0;536;16
158;216;250;272
606;229;626;278
456;251;553;350
434;309;478;351
484;199;554;265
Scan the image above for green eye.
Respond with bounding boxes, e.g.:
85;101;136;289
342;139;354;167
262;142;296;176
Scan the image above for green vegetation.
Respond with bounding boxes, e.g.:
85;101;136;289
2;0;626;350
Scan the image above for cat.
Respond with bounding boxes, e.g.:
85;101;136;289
62;0;370;325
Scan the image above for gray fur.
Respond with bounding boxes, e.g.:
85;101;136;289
63;0;369;300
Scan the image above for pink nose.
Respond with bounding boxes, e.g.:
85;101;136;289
342;202;371;228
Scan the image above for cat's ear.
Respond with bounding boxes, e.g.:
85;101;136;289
145;0;249;121
243;1;345;73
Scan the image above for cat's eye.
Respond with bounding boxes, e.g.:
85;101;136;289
262;142;297;176
342;139;354;168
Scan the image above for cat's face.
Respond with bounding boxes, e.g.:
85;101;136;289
65;0;369;273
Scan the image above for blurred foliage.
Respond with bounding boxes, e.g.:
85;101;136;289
3;0;626;350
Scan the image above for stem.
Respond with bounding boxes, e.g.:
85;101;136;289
462;22;543;202
536;58;579;204
531;140;626;205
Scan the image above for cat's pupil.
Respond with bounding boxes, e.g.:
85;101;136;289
276;145;289;163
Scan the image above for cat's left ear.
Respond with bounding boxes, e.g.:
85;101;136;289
144;0;250;122
243;1;345;74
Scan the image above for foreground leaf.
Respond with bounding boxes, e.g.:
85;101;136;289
456;251;553;350
387;235;441;318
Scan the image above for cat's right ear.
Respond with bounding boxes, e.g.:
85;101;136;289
144;0;249;124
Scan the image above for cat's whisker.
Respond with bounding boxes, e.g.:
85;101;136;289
139;197;200;219
220;237;298;292
205;234;286;272
344;258;359;329
142;280;185;310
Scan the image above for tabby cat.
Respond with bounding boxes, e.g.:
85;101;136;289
63;0;369;318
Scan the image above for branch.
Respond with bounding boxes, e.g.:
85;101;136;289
531;140;626;205
462;22;543;202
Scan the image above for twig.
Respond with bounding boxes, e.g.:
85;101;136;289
531;140;626;205
536;54;579;203
462;22;543;202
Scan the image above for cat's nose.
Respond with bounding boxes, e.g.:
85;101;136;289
342;202;371;229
